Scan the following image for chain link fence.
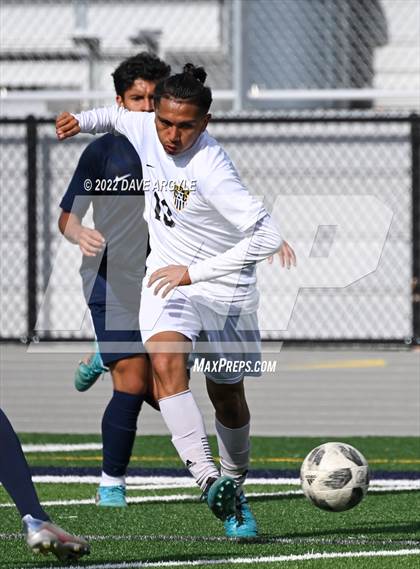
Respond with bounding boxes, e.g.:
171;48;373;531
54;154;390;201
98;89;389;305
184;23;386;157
0;123;28;339
210;116;416;340
1;0;419;114
0;113;419;342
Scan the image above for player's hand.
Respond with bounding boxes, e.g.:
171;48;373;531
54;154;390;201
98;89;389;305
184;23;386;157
56;112;81;140
268;240;297;268
148;265;191;298
76;227;105;257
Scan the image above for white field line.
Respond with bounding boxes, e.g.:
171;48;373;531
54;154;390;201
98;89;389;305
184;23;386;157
23;548;420;569
22;475;420;489
29;475;304;486
0;484;418;509
22;443;102;453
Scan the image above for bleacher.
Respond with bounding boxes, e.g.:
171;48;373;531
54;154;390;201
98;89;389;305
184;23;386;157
1;0;419;116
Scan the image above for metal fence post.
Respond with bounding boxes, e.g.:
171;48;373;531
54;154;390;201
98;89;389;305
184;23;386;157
232;0;244;112
26;115;38;342
411;113;420;344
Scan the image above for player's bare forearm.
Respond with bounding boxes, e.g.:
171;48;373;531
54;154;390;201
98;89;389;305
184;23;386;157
56;112;80;140
148;266;191;297
58;211;81;243
58;211;105;257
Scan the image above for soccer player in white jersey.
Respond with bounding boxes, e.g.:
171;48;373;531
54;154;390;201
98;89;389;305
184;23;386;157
56;64;295;538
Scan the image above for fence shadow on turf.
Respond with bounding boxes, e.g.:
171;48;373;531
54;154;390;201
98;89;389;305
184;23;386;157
277;520;420;541
249;494;420;542
250;489;418;504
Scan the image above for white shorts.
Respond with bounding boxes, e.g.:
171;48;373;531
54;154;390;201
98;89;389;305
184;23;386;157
140;279;261;383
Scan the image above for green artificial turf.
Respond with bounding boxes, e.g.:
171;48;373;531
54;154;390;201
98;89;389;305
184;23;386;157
0;435;418;568
1;487;419;567
17;434;420;471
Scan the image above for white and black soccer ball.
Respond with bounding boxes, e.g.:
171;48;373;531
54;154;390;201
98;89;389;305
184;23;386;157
300;442;369;512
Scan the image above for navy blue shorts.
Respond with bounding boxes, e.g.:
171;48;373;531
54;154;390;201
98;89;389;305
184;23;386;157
81;268;144;366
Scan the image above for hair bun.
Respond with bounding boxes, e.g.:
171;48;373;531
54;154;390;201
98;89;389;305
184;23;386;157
183;63;207;84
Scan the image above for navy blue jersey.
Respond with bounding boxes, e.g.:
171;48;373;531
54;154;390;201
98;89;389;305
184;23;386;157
60;134;148;277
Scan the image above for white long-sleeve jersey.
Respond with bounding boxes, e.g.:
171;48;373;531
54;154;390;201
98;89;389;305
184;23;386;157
75;106;283;313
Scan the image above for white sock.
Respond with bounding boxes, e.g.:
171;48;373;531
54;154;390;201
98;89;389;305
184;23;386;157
159;390;219;490
100;472;125;487
215;418;250;493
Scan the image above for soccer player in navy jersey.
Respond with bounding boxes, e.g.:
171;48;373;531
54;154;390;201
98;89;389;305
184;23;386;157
58;52;170;507
0;408;89;560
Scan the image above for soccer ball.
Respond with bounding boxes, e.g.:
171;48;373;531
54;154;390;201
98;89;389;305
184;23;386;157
300;442;369;512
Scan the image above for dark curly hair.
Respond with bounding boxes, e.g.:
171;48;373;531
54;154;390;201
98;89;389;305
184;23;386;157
153;63;212;114
112;52;171;96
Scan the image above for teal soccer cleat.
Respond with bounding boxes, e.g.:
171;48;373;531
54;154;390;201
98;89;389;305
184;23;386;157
95;485;127;507
74;345;108;392
224;491;258;538
23;515;90;561
205;476;237;521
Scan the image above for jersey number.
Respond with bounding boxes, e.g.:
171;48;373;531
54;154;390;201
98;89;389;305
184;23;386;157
154;192;174;227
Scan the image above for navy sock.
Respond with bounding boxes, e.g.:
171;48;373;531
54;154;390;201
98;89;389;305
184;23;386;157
102;391;144;478
0;408;49;521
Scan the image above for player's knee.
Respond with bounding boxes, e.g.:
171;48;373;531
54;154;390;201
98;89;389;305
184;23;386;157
150;354;185;384
112;374;147;395
212;385;247;410
110;357;149;394
149;355;188;398
214;390;244;413
208;381;249;425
